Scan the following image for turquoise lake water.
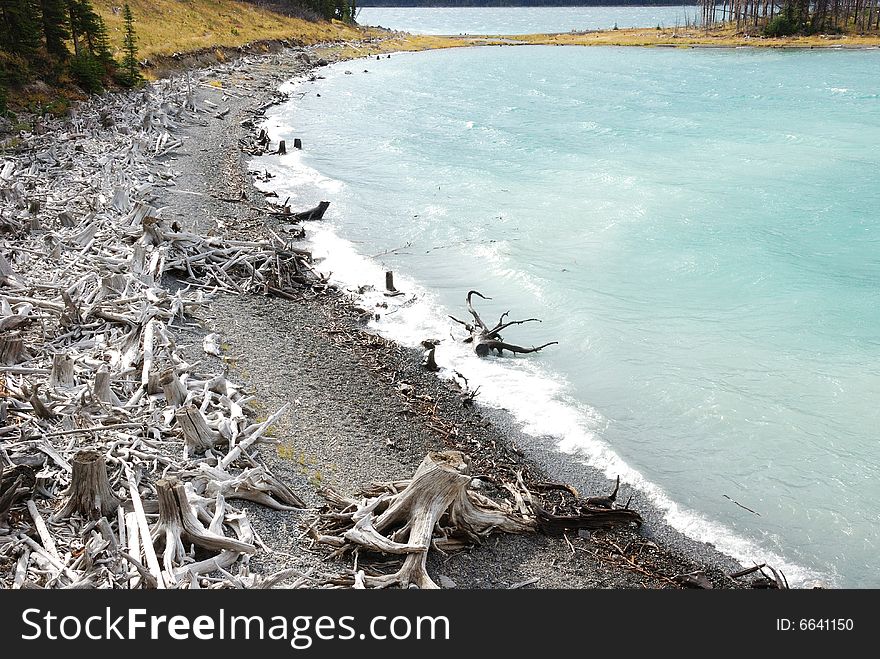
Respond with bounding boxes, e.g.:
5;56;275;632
253;46;880;587
357;6;702;34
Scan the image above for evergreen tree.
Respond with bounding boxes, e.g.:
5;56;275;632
91;13;112;66
119;3;141;87
68;0;107;59
40;0;69;58
0;0;43;56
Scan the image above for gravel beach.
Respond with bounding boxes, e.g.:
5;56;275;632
151;42;758;589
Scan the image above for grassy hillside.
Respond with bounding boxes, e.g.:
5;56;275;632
93;1;367;60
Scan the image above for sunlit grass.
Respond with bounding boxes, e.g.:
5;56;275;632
93;0;370;59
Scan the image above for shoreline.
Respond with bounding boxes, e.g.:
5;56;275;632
1;41;802;589
172;47;772;587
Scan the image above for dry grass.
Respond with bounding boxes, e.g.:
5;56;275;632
89;3;880;71
481;25;880;49
93;0;371;59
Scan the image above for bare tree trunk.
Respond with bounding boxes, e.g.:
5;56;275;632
52;450;121;521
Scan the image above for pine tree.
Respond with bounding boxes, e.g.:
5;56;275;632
40;0;69;58
91;13;112;66
119;3;141;87
68;0;107;59
0;0;43;56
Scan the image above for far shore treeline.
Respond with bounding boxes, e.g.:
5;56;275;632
356;1;690;5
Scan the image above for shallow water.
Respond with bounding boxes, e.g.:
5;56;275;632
253;46;880;587
357;6;701;35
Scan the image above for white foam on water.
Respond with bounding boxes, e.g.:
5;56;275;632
276;206;831;588
250;67;836;590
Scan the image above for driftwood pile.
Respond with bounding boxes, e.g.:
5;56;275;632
0;68;319;589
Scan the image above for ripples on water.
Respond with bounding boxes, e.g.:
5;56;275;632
357;6;702;35
253;46;880;587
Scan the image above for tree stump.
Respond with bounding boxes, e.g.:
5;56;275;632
0;332;30;365
293;138;302;149
160;367;187;407
49;352;75;388
93;367;121;406
316;451;534;589
175;405;221;455
450;290;558;357
1;464;35;532
52;450;121;521
151;476;255;576
277;140;286;155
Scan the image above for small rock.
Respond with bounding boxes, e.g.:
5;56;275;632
202;333;222;356
438;574;457;589
470;478;485;490
577;529;591;540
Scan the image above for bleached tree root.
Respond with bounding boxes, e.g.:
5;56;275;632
450;290;558;357
194;464;306;510
150;476;255;578
315;451;535;589
52;450;122;522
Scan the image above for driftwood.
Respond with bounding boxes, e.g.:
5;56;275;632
52;450;120;521
292;201;330;222
450;291;558;357
314;451;534;589
151;476;255;580
0;55;316;589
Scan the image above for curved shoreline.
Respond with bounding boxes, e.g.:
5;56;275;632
191;46;797;588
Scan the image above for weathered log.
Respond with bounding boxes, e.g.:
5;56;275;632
150;476;255;579
450;290;558;357
533;503;642;535
292;200;330;222
52;450;121;521
317;451;534;589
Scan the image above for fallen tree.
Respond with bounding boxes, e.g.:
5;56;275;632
450;291;558;357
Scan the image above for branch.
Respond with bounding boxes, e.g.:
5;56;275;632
483;340;558;356
487;317;541;339
465;290;491;331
